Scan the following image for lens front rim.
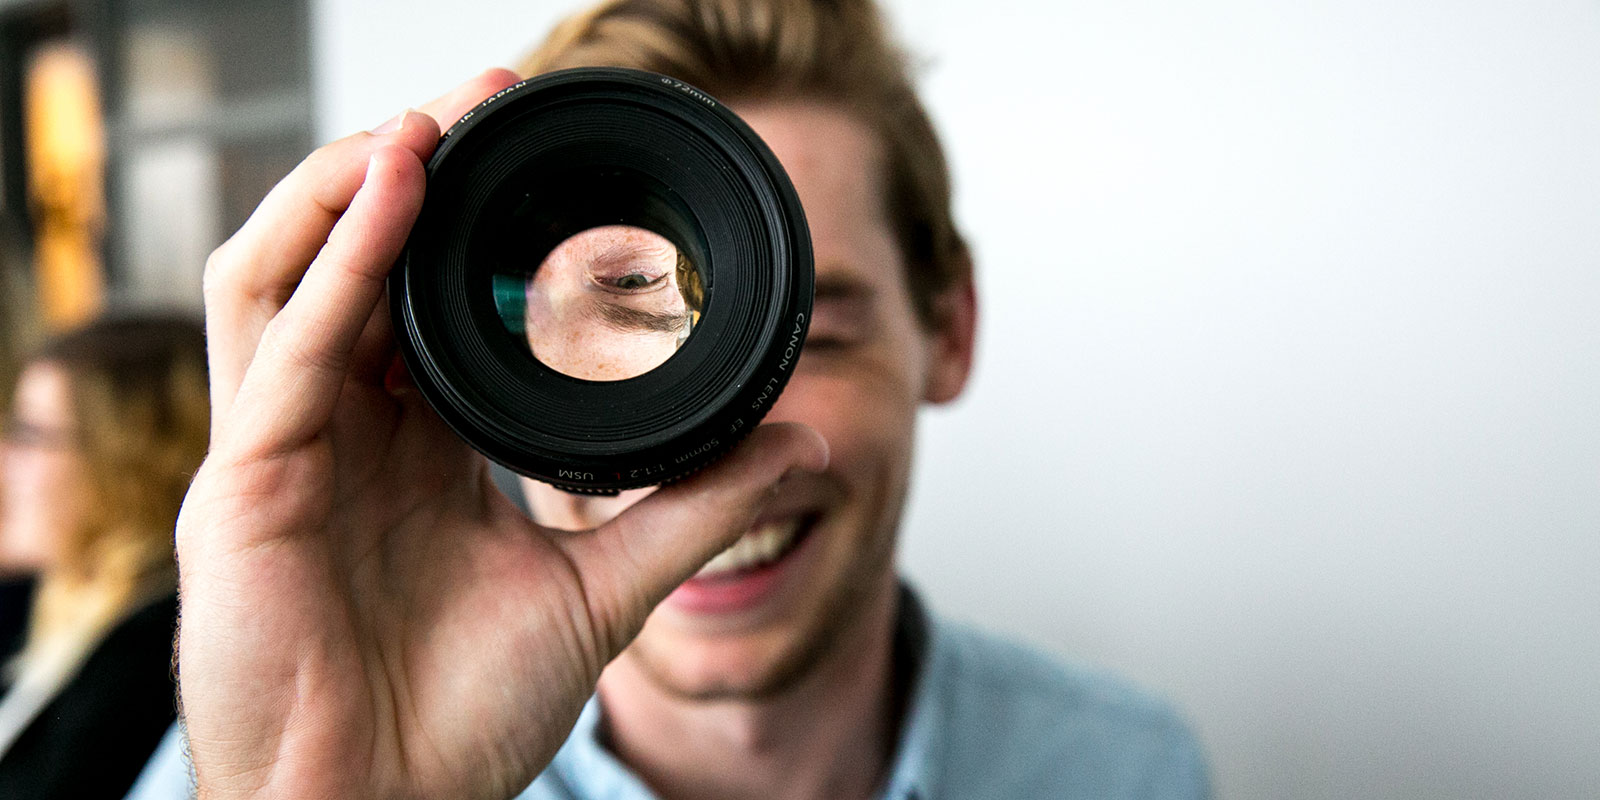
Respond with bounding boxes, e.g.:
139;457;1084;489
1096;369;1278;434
392;68;813;493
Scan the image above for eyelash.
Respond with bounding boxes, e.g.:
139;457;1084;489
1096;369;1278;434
597;272;666;294
803;335;854;352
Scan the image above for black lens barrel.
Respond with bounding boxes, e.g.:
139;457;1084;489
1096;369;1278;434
391;68;813;493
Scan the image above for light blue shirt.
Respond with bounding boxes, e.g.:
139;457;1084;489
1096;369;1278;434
127;590;1210;800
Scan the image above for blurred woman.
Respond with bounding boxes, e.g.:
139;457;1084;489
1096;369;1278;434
0;242;40;664
0;315;207;799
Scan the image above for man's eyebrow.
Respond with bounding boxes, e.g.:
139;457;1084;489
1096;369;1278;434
590;298;688;334
813;274;877;303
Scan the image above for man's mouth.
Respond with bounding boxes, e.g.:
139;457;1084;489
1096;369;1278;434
667;514;819;615
694;516;809;579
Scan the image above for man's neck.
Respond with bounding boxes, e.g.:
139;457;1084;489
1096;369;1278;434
596;580;904;800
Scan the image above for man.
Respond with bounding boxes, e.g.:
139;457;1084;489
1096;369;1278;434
138;1;1210;798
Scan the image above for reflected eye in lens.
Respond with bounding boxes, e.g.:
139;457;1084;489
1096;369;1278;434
497;224;705;383
609;273;658;292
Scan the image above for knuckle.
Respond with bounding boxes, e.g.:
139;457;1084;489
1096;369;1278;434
300;139;342;173
203;237;287;311
202;241;236;298
261;313;341;376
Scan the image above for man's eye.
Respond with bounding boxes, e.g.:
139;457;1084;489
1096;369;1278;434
600;272;665;293
803;335;852;352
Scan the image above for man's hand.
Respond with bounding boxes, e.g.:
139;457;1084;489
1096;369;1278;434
176;69;827;800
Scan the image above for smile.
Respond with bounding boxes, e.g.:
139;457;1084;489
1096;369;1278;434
695;516;809;578
669;514;820;615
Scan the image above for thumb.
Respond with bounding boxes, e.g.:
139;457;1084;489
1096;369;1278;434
560;422;829;656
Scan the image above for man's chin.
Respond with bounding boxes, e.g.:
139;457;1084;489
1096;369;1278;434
618;622;830;703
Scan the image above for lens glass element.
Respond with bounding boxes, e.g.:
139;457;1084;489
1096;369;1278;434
490;225;706;382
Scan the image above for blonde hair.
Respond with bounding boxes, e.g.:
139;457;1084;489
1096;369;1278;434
10;316;208;687
521;0;971;327
0;223;41;416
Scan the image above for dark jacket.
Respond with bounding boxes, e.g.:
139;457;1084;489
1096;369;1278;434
0;593;179;799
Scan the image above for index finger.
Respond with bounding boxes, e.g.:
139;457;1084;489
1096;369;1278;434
416;66;525;131
214;68;520;306
203;68;523;421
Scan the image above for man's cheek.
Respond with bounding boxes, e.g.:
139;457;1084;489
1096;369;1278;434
768;365;901;422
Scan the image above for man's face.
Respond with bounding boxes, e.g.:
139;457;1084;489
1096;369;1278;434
522;101;972;699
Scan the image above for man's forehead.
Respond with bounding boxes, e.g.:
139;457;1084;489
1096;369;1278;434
735;101;888;206
733;101;912;314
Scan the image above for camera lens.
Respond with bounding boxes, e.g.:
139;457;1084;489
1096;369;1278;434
391;68;813;494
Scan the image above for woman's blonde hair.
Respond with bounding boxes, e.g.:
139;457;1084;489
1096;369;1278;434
10;316;208;686
521;0;971;328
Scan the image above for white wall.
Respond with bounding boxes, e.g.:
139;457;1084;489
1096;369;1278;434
311;2;1600;798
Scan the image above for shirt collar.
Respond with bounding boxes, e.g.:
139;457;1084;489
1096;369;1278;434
548;698;658;800
876;584;946;800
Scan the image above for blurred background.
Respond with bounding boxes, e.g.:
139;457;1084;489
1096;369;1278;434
0;0;312;395
1;0;1595;798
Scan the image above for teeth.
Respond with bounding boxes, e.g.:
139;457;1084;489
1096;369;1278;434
696;519;803;578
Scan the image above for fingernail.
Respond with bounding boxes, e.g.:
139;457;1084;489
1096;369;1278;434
370;108;413;134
